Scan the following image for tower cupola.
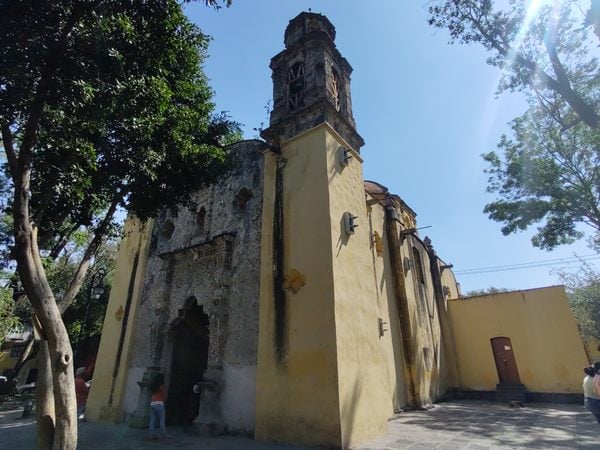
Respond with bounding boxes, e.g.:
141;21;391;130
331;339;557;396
262;12;364;152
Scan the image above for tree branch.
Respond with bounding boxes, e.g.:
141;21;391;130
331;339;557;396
465;5;600;129
543;32;600;129
48;221;84;260
1;124;18;179
58;193;120;313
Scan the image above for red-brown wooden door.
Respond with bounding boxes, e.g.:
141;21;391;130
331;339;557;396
490;337;521;384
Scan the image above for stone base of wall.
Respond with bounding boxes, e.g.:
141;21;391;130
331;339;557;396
443;389;583;404
526;392;584;404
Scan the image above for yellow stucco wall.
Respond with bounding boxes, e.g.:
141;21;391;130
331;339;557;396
366;198;408;412
256;123;403;449
395;235;444;405
255;126;342;447
325;130;392;448
436;268;461;391
86;219;153;422
448;286;588;393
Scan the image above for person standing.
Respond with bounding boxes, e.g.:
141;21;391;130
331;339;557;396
74;367;90;421
149;375;169;439
584;365;600;425
594;362;600;397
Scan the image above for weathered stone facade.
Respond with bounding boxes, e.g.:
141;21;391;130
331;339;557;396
123;140;267;432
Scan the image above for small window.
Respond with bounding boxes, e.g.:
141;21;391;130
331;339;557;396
412;247;425;285
331;69;341;111
233;188;253;211
288;62;305;110
196;207;206;233
160;219;175;240
10;344;25;358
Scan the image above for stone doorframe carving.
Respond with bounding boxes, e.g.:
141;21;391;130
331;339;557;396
161;234;235;434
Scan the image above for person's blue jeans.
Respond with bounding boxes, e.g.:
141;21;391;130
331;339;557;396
585;397;600;425
149;403;167;437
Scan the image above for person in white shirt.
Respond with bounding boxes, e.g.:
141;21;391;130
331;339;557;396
583;365;600;425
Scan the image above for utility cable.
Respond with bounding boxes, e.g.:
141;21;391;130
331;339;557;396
455;254;600;275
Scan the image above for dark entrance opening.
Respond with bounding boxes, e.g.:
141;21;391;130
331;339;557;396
166;298;209;426
490;336;521;384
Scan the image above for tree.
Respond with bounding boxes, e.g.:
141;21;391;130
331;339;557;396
0;286;20;346
557;262;600;343
483;108;600;250
47;236;117;357
428;1;600;249
428;0;600;129
465;286;510;297
0;1;239;448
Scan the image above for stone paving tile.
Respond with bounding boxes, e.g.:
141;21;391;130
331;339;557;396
2;401;599;450
351;401;600;450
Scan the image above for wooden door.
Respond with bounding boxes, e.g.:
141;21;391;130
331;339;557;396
490;337;521;384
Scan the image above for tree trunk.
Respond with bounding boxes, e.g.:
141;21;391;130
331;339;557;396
13;187;78;448
5;5;93;448
46;316;77;450
36;340;55;450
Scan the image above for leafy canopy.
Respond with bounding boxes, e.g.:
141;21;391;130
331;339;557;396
557;262;600;342
483;110;600;250
0;286;21;346
428;0;599;128
1;0;240;249
429;0;600;249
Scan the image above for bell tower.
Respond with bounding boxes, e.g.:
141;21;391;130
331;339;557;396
262;12;364;151
257;12;388;450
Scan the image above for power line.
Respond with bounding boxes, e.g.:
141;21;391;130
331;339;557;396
455;254;600;275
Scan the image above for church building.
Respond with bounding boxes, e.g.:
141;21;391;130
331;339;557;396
86;12;589;450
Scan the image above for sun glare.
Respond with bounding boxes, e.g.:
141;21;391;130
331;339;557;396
513;0;545;50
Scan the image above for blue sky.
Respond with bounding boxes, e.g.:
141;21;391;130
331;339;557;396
186;1;599;293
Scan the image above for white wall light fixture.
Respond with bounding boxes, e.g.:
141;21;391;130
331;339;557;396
339;146;352;167
343;211;358;236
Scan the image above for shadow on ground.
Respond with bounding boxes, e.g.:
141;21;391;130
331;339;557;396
352;400;599;450
1;401;599;450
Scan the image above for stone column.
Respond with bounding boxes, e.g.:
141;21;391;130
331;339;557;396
128;366;161;428
193;367;225;435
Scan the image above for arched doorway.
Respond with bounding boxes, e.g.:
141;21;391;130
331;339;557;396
166;298;209;425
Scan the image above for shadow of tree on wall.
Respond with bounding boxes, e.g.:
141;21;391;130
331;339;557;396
340;374;363;449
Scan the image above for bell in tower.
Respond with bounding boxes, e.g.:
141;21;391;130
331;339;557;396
261;12;364;152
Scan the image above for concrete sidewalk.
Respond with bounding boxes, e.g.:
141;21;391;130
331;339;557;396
0;408;320;450
1;401;598;449
353;401;599;449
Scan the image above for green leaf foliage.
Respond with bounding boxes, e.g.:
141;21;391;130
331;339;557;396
557;262;600;342
428;1;600;248
0;287;21;346
466;286;510;296
483;109;600;250
428;1;599;129
0;0;241;250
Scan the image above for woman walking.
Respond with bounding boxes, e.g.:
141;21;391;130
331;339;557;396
583;365;600;425
149;374;170;439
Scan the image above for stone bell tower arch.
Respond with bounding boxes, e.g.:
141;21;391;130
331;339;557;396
262;11;363;152
256;12;390;450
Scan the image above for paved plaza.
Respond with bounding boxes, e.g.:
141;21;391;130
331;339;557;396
353;401;599;450
0;401;598;449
